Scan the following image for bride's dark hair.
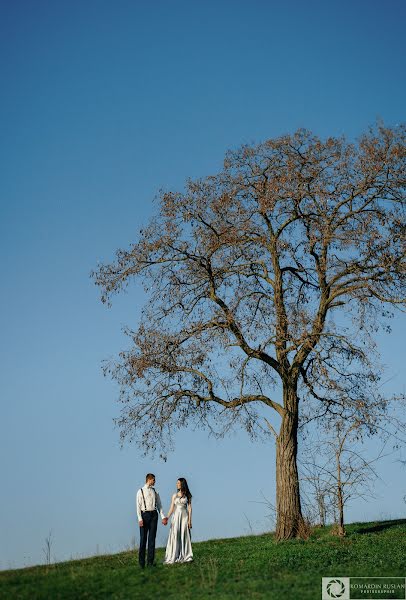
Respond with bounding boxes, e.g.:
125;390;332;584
178;477;192;501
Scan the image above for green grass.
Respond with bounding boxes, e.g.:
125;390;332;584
1;519;405;599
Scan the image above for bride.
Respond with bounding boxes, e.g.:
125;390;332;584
163;477;193;564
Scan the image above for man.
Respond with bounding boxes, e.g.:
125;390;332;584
136;473;168;568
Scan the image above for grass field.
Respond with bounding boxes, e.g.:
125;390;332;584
1;519;405;599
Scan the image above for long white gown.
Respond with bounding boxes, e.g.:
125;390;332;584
163;495;193;564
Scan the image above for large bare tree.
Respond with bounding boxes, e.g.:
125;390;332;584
91;124;405;539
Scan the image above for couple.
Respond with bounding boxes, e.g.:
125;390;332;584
136;473;193;568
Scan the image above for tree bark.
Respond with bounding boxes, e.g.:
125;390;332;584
275;383;304;539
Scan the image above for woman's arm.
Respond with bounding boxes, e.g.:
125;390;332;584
188;499;192;528
166;494;176;519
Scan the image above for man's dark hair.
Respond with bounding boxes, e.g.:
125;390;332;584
146;473;155;482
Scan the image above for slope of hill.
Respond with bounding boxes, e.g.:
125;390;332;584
1;519;405;599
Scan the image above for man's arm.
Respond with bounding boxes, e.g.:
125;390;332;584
136;490;143;525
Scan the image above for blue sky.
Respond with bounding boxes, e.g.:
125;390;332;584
0;0;405;569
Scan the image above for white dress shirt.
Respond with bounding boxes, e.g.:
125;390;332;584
136;484;165;521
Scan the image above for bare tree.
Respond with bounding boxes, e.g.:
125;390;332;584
91;123;406;539
301;418;396;536
43;529;53;567
299;448;333;527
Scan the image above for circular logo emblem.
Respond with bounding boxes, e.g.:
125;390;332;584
326;579;346;598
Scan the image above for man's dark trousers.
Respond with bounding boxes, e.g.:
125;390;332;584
139;510;158;567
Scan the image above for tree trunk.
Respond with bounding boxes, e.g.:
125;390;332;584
336;451;346;536
275;383;304;539
317;492;326;527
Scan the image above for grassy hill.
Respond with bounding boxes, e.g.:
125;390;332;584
1;519;405;599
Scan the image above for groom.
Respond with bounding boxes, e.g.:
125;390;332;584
136;473;168;568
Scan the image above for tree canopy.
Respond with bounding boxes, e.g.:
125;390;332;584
92;124;405;461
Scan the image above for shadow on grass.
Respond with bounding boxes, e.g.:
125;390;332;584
352;518;406;534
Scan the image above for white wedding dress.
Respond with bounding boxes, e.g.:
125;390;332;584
163;495;193;564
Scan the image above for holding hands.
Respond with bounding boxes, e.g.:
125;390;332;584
162;517;168;526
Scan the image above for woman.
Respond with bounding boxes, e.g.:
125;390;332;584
163;477;193;564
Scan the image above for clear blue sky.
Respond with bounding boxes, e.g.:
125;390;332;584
1;0;405;569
